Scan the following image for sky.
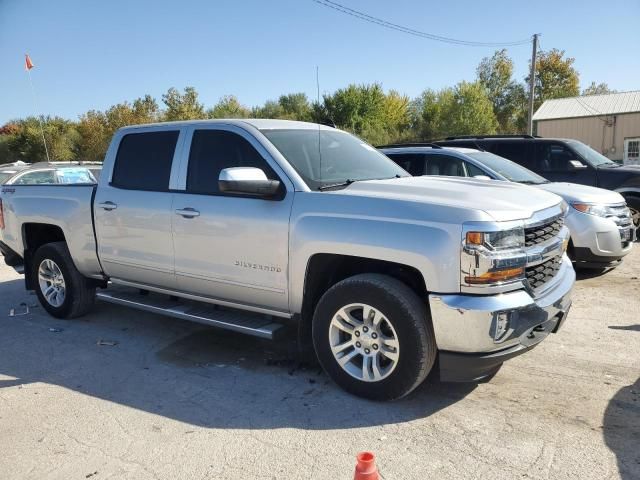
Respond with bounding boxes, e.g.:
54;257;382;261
1;0;639;124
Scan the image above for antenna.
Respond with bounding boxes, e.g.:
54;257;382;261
316;65;322;184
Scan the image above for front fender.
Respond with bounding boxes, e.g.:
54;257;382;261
288;213;462;314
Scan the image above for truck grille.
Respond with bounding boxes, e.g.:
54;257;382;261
526;256;562;290
524;216;563;247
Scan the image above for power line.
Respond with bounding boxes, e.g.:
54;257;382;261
311;0;532;47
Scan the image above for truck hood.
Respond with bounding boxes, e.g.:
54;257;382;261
535;182;625;204
329;176;561;222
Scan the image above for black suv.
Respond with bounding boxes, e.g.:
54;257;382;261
435;135;640;234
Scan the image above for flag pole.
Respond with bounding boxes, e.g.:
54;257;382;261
25;56;51;162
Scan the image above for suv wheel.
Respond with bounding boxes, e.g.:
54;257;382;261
32;242;96;319
312;273;436;400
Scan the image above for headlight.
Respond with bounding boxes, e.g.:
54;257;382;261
465;228;525;251
462;226;526;286
571;202;619;218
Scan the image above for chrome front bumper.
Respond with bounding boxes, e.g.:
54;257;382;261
429;255;575;355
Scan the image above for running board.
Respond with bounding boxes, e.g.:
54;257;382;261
96;286;287;340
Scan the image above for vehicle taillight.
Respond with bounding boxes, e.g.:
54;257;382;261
0;198;4;229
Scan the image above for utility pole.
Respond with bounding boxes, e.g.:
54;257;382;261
527;34;539;136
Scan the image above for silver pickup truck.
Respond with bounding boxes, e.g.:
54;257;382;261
0;119;575;400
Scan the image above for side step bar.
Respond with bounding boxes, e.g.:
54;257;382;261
96;286;287;340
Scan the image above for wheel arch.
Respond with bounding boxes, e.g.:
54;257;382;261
22;223;67;290
299;253;427;330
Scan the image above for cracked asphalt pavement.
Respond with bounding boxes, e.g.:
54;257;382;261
0;249;638;479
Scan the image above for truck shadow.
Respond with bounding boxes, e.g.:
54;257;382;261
0;284;476;430
603;377;640;479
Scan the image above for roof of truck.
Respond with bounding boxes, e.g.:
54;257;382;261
117;119;337;133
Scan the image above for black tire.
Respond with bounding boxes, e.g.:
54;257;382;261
312;273;436;400
625;195;640;241
31;242;96;319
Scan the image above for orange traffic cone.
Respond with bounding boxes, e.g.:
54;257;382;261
354;451;379;480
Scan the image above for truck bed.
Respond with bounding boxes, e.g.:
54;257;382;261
0;184;103;278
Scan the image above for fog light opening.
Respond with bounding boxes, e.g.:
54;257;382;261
494;311;513;342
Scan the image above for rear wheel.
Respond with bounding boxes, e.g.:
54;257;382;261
32;242;96;319
312;273;436;400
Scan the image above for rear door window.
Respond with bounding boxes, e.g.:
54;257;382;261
384;153;426;176
425;155;466;176
490;141;533;168
111;131;179;191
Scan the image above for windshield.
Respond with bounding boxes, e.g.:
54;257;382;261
261;129;409;190
467;151;549;184
567;140;618;167
0;172;15;184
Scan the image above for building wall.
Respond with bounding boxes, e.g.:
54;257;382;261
535;112;640;162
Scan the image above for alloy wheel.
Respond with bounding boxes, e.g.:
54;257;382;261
38;259;66;307
328;303;400;382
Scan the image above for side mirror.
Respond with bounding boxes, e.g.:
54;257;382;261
218;167;281;197
473;175;493;180
568;160;587;170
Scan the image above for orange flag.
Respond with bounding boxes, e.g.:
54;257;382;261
24;54;34;70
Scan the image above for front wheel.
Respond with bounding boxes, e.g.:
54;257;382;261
32;242;96;319
312;273;436;400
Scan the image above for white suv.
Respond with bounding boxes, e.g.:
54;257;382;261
381;144;634;269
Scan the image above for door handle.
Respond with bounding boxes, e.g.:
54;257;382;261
98;201;117;211
175;208;200;218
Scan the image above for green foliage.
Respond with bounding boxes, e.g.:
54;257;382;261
320;83;411;145
162;87;206;121
0;123;20;164
7;116;79;162
527;49;580;110
477;49;527;133
252;93;313;121
76;95;160;161
207;95;251;119
582;82;615;96
412;82;498;140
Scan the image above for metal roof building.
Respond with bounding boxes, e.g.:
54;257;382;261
533;90;640;165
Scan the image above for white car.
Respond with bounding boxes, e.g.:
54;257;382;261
381;145;634;269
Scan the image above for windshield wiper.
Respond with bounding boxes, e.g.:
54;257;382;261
318;179;356;191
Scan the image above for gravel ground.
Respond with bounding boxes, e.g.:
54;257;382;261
0;250;638;480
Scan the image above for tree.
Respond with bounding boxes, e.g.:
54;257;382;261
8;116;79;162
582;82;615;96
411;82;498;140
162;86;206;121
252;93;313;121
320;83;410;144
445;81;499;136
207;95;251;119
527;49;580;110
278;93;313;121
0;123;21;164
477;49;527;133
76;95;160;161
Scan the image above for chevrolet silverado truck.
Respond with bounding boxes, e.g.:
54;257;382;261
0;120;575;400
